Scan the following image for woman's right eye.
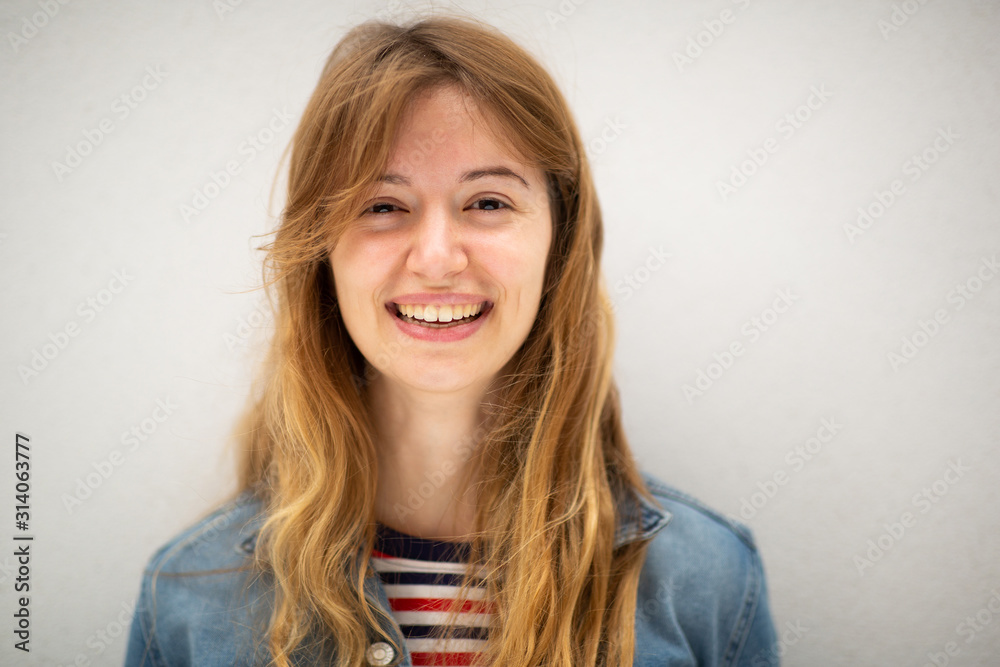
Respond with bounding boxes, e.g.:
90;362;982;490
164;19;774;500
365;202;400;215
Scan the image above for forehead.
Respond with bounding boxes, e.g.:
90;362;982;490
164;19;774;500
386;85;535;176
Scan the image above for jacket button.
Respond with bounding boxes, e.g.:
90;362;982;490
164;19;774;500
365;641;395;666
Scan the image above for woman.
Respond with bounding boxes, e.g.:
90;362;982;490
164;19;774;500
125;15;778;667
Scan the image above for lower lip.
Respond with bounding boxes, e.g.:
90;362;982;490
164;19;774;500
387;303;492;342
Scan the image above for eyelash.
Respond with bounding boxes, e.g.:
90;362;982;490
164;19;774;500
363;197;511;215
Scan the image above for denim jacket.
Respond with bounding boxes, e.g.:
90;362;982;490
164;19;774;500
124;473;778;666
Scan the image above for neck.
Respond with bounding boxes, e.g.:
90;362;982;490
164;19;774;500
367;373;493;541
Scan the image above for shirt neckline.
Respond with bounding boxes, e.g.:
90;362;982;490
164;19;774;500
374;522;473;563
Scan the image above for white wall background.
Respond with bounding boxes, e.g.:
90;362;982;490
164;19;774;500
1;0;998;665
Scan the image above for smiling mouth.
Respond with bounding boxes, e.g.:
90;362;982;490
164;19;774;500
391;301;492;328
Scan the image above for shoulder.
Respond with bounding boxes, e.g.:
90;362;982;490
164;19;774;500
633;472;778;667
143;489;266;574
639;471;759;563
124;490;272;667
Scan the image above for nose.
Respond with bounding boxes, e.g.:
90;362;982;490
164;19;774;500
405;204;468;280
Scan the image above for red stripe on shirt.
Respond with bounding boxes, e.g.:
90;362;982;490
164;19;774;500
389;597;495;614
411;651;483;666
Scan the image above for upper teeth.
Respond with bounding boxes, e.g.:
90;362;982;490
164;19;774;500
395;302;485;323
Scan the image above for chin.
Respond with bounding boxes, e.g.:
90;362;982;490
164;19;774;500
398;366;492;394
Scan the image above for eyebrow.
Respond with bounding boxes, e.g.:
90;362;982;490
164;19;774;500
378;166;530;189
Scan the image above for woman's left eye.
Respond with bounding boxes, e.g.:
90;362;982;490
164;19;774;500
469;198;508;211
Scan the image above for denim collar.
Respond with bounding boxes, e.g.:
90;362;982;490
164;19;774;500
236;482;672;556
613;482;673;548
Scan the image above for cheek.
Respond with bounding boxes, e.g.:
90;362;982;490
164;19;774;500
329;251;352;304
488;238;550;311
330;264;373;335
330;252;383;359
331;238;394;304
526;219;553;292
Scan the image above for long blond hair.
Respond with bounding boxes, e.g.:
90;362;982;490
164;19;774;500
238;14;655;667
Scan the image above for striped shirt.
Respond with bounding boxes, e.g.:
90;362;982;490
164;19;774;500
371;524;493;666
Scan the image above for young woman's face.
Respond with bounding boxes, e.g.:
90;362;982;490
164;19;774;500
330;85;553;395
